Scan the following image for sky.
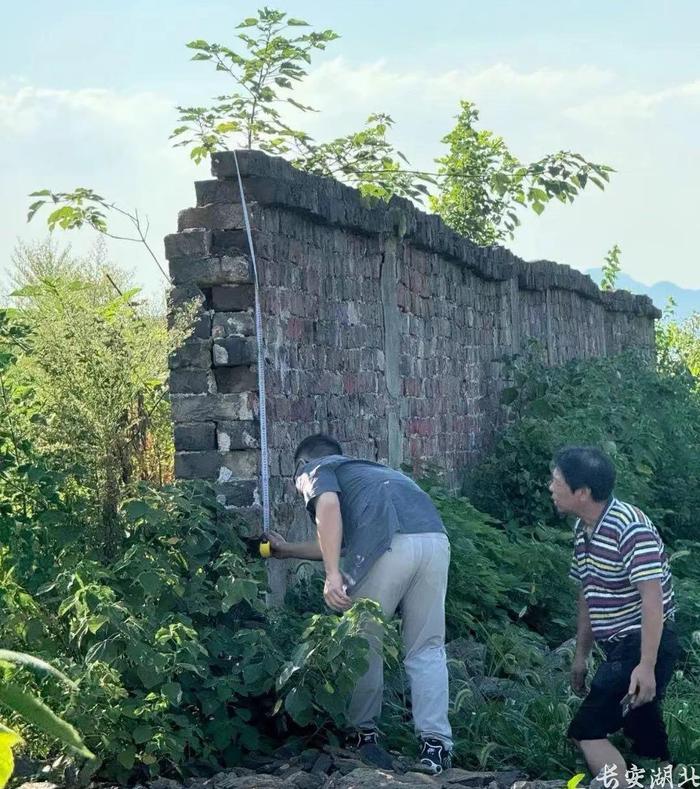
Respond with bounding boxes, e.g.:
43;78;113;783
1;0;699;302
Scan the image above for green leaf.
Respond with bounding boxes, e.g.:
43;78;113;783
132;725;153;744
0;683;93;760
117;746;136;769
0;729;21;789
284;686;313;725
162;682;183;705
531;202;545;216
0;651;77;690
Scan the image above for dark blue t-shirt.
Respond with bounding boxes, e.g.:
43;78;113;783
295;455;445;587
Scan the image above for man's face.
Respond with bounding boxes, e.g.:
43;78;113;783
549;466;581;515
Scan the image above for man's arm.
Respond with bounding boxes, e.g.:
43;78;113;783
571;590;594;695
268;531;323;561
315;491;351;612
629;579;664;705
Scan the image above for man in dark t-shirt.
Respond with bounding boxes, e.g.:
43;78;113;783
268;433;452;775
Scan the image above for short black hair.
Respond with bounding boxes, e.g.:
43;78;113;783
554;446;616;502
294;433;342;463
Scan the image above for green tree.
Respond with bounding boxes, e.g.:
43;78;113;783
7;242;197;555
170;8;430;202
171;8;338;161
600;243;622;291
429;101;613;245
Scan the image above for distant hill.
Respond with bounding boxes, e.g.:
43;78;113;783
586;269;700;322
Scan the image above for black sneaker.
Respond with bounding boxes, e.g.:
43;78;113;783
418;737;452;775
347;729;394;770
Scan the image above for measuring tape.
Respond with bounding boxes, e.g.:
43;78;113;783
231;151;271;559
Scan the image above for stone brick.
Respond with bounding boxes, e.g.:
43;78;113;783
170;393;255;422
169;255;252;287
195;179;241;206
215;480;258;508
164;230;212;260
212;337;257;367
168;339;212;370
175;450;258;480
216;421;259;450
174;422;216;451
212;311;255;338
212;230;248;256
178;204;245;231
212;284;255;311
214;367;258;393
170;369;212;395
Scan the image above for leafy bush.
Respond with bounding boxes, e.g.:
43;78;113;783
469;345;700;543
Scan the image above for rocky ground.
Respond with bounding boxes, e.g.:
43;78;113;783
15;745;570;789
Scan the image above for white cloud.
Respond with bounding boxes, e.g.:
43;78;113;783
564;79;700;126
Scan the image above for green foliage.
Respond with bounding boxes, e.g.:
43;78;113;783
429;101;613;245
0;650;95;787
469;345;700;543
0;478;286;781
171;9;434;202
171;8;338;160
276;599;400;729
292;114;434;202
600;243;622;292
657;300;700;380
429;490;575;644
6;243;198;552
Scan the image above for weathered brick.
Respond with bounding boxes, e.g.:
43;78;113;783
175;450;258;480
195;179;241;206
212;285;255;311
170;393;255;422
212;230;248;255
164;231;212;260
170;369;213;395
168;339;212;370
212;311;255;338
212;337;257;367
215;480;259;508
169;255;252;287
214;367;258;393
216;421;259;450
174;422;216;451
178;204;245;231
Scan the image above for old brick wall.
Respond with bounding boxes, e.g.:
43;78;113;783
165;150;659;591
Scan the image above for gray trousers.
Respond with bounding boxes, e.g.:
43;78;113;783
348;532;453;748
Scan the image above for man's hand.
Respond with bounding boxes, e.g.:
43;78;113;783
324;571;351;612
267;530;288;558
628;662;656;707
571;655;588;697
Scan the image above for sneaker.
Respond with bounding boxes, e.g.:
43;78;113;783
418;737;452;775
347;729;394;770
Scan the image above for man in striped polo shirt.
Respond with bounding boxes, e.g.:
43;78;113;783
549;446;679;781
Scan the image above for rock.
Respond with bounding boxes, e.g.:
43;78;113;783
472;676;523;701
281;771;325;788
15;782;60;789
438;771;527;788
310;754;333;775
446;638;487;678
325;767;440;787
150;779;184;789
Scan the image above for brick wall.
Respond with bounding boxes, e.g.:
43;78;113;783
165;150;659;591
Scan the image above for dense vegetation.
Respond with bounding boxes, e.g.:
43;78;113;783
0;242;698;783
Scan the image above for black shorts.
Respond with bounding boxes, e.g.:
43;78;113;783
567;624;680;760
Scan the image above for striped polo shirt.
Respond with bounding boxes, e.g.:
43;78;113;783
569;498;675;641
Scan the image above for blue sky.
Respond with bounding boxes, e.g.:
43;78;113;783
2;0;699;299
